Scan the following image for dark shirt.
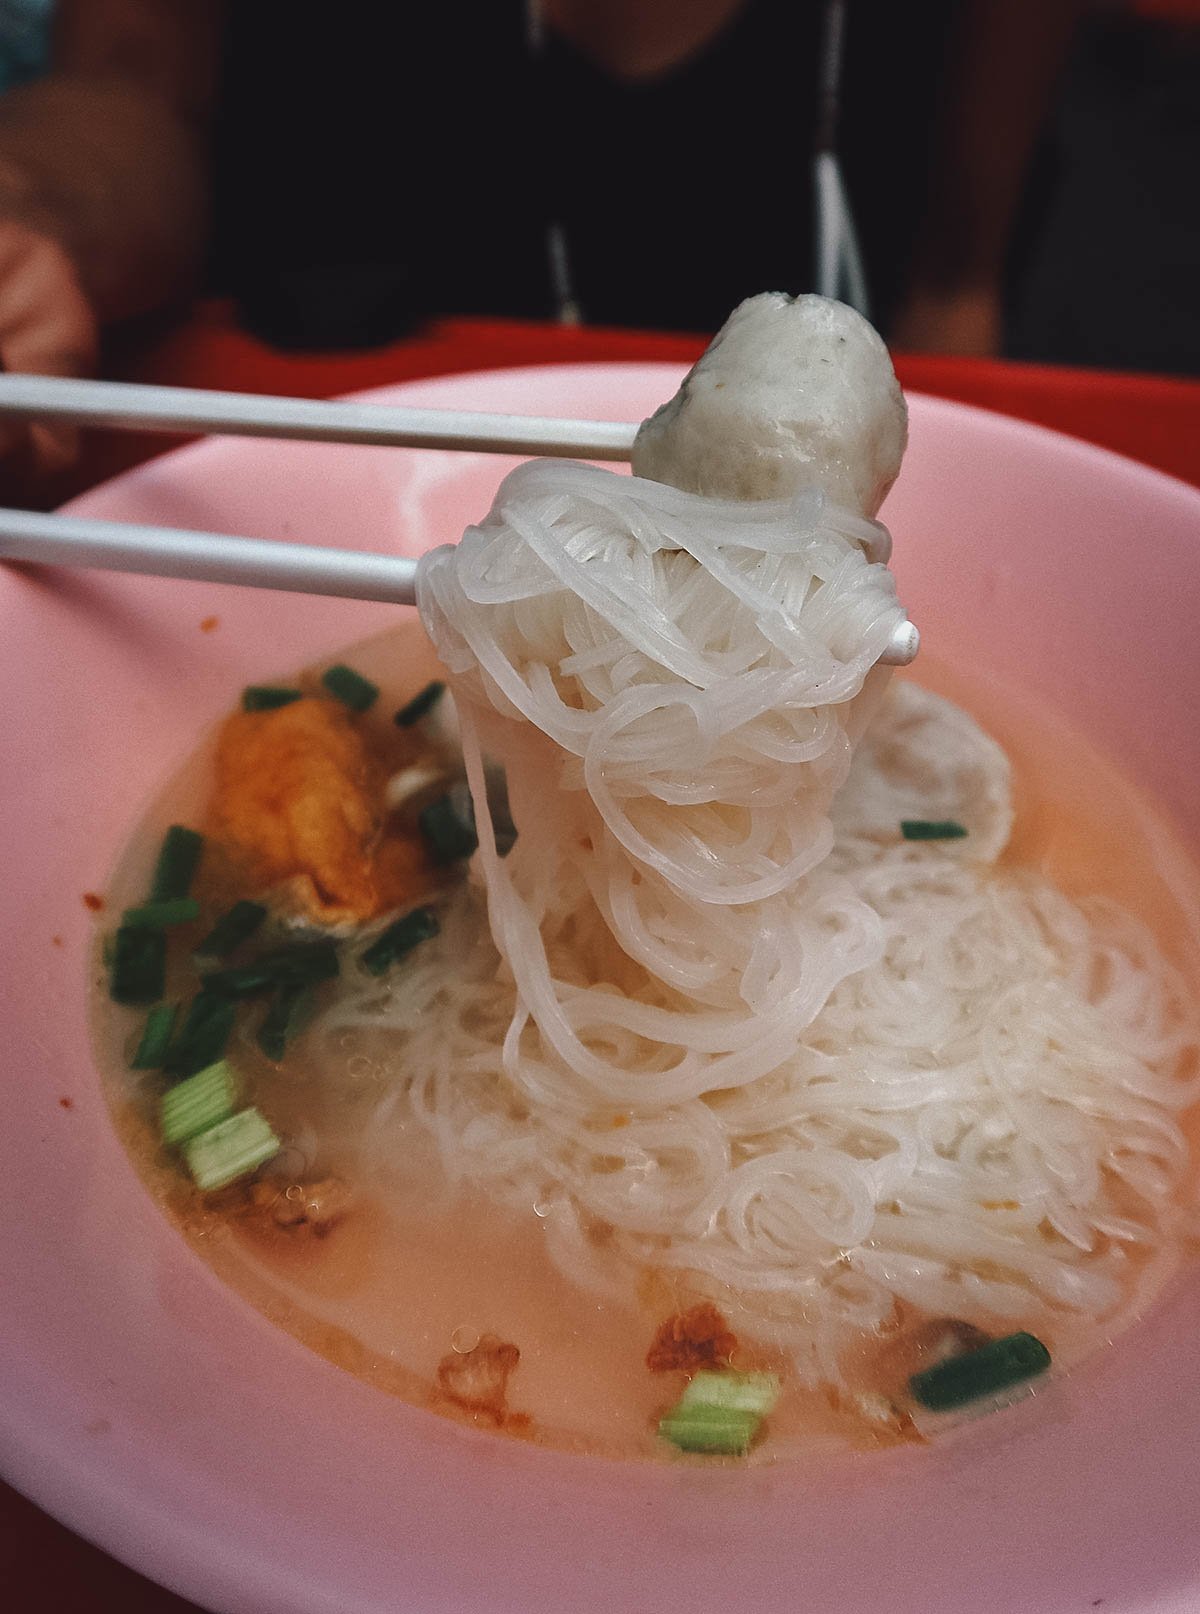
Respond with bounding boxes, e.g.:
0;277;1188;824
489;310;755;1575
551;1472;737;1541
211;1;954;347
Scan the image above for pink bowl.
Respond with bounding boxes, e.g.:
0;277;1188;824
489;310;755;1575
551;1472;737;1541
2;366;1198;1614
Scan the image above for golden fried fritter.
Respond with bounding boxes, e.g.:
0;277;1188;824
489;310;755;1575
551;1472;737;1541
211;697;430;924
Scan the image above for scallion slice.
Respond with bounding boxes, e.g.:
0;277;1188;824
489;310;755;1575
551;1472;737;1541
242;686;302;712
163;990;237;1077
900;819;968;842
360;907;440;976
202;938;340;998
419;794;478;865
131;1002;178;1070
909;1330;1051;1411
676;1370;780;1417
659;1406;760;1456
195;900;268;960
183;1106;280;1191
150;825;204;900
393;680;445;727
658;1370;779;1455
121;897;201;930
110;926;167;1005
161;1059;237;1146
321;663;378;712
257;983;314;1062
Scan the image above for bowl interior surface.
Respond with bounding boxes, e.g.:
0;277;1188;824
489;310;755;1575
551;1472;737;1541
1;365;1198;1614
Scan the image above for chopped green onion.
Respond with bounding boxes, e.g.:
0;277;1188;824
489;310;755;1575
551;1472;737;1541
195;900;268;960
393;680;445;726
360;906;440;976
659;1406;760;1456
110;926;167;1005
202;938;340;998
658;1370;779;1456
677;1371;780;1417
161;1059;237;1146
163;990;237;1077
900;819;968;842
321;663;378;712
419;794;478;865
242;686;302;712
150;825;204;901
121;897;201;930
909;1330;1051;1411
131;1002;178;1070
257;983;315;1062
183;1106;281;1191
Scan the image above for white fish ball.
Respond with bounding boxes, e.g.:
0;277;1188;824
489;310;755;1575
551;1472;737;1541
632;292;907;517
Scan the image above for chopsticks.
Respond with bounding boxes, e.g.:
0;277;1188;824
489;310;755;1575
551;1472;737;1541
0;372;920;664
0;508;421;605
0;505;920;664
0;374;640;460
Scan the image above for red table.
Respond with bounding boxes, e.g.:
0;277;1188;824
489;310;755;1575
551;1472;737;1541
3;310;1199;1613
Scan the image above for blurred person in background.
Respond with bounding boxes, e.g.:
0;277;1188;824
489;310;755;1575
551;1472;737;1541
0;0;1192;486
1006;0;1200;373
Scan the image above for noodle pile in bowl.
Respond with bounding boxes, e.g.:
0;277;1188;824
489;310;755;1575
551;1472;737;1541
308;437;1198;1391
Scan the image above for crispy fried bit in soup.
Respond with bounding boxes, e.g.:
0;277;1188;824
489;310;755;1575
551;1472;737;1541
645;1303;738;1373
827;1386;925;1447
210;697;432;925
248;1176;351;1234
436;1334;522;1424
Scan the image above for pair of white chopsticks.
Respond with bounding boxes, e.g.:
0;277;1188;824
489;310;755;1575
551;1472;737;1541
0;374;918;665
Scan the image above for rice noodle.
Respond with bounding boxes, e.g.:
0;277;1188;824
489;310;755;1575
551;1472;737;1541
310;461;1198;1386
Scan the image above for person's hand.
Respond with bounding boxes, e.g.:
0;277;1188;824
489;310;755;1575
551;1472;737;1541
889;284;1002;359
0;217;97;490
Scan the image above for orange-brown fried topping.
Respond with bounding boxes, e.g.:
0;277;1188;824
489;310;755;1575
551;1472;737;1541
248;1177;351;1234
210;697;432;926
646;1302;738;1373
826;1386;926;1447
436;1334;521;1423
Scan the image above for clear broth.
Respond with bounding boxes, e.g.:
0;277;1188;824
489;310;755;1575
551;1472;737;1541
91;624;1200;1461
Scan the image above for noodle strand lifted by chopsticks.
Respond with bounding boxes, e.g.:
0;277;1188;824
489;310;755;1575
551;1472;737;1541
309;462;1198;1386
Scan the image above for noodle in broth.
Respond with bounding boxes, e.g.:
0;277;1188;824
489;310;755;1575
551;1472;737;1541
293;462;1200;1394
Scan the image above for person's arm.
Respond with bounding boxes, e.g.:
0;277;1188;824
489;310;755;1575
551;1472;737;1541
890;0;1086;357
0;0;221;471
